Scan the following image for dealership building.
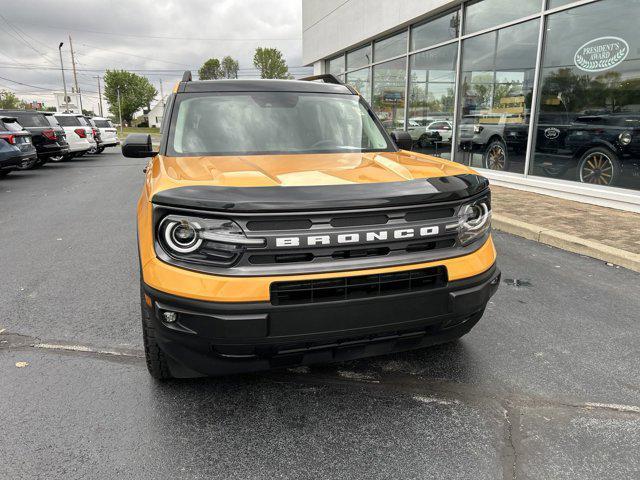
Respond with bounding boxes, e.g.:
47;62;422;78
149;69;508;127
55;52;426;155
302;0;640;212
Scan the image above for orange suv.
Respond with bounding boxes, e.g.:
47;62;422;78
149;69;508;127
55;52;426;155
124;72;500;379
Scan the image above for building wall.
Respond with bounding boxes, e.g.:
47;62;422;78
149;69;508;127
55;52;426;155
302;0;640;212
303;0;458;65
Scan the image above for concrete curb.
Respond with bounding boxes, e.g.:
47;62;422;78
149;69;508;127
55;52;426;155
492;214;640;273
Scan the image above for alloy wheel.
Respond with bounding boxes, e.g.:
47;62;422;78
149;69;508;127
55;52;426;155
486;144;506;170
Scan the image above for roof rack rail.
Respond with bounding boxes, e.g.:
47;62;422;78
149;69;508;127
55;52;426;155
299;74;344;85
182;70;192;82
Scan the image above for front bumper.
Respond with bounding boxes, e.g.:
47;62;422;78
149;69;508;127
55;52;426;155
142;264;501;377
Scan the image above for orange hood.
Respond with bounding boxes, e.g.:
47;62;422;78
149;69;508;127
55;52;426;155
147;151;476;197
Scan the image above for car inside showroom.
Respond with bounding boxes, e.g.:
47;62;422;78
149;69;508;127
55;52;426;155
304;0;640;211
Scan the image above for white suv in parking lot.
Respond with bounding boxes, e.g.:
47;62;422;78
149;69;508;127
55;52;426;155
54;113;96;159
91;117;119;150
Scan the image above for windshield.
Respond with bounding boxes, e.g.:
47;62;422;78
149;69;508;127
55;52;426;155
168;92;391;156
77;116;89;126
93;119;111;128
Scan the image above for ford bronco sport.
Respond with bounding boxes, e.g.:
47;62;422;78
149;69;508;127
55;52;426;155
123;72;500;379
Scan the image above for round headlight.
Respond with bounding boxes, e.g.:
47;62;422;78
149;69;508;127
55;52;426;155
461;202;490;231
163;220;203;253
619;132;632;146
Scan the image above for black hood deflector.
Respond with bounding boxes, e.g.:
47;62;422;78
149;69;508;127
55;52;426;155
151;174;489;213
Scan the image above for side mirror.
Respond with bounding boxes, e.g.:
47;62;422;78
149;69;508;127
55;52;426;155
390;130;413;150
122;134;157;158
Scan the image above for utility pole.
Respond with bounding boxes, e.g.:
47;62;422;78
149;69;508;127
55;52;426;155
58;42;69;113
117;87;123;137
159;78;164;105
94;76;103;116
68;35;83;113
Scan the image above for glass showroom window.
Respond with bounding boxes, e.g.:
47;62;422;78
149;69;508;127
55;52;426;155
530;0;640;191
464;0;542;35
411;9;460;51
407;43;458;159
346;68;371;102
455;19;540;173
372;57;407;133
374;30;408;63
326;55;345;77
347;44;372;71
547;0;576;8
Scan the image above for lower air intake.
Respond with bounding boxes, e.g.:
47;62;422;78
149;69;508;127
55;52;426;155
270;266;447;306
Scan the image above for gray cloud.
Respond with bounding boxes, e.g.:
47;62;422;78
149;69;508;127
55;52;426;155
0;0;309;114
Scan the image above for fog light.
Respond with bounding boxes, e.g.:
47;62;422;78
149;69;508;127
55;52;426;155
163;311;178;323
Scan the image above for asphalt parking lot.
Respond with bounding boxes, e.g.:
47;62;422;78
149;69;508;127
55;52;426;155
1;150;639;480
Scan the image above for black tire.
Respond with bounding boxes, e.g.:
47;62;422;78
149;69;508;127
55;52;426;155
482;139;509;171
140;286;172;380
577;147;621;186
0;170;10;177
15;158;37;170
418;134;432;149
97;147;105;154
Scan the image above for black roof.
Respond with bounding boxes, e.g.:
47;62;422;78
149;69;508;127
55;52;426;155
178;79;354;95
0;109;49;115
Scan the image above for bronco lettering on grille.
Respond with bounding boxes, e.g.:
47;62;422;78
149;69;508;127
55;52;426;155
274;226;441;248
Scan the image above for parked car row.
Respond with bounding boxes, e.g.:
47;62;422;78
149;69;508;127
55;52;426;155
0;111;119;177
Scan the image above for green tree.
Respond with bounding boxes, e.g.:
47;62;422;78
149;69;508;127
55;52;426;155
253;47;291;79
198;58;222;80
103;70;157;124
221;55;239;79
0;90;22;109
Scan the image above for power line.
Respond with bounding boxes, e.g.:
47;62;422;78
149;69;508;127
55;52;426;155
0;74;100;96
0;64;313;74
12;22;302;42
80;43;193;68
0;14;58;66
0;74;54;91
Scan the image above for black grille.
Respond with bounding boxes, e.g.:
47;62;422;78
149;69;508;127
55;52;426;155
237;204;461;268
270;266;447;305
249;238;455;265
246;219;312;231
330;214;388;227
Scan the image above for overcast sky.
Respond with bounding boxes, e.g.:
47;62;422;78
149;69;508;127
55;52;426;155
0;0;309;114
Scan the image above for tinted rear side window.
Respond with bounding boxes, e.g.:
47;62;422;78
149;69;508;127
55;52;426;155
55;116;80;127
13;112;49;128
45;115;60;127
